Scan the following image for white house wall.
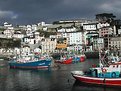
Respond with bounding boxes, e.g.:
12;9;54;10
83;24;97;30
97;23;110;29
13;34;24;39
57;27;77;32
41;38;57;53
68;32;83;45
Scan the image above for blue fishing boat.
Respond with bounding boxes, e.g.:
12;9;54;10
9;53;52;69
73;54;86;63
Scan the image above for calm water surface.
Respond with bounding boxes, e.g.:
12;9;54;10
0;59;120;91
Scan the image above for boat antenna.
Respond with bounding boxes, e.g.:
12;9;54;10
99;49;104;67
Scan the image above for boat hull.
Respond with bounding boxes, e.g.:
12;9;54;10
9;60;51;69
72;72;121;87
80;56;86;62
61;58;73;64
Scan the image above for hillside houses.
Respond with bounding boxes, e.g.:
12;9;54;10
0;13;121;55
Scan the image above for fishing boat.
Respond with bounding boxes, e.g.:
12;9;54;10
80;54;86;62
58;55;73;64
9;53;52;69
72;54;86;63
55;53;86;64
54;52;73;64
71;51;121;87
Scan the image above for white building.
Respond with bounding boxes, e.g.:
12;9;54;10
41;38;56;54
23;37;35;44
26;25;32;36
99;26;113;37
13;33;24;39
93;38;104;51
50;35;57;38
68;32;83;45
57;27;77;32
4;22;12;28
110;37;121;50
83;23;97;31
67;45;82;53
57;32;84;45
21;46;31;55
14;47;21;55
97;22;110;29
118;29;121;34
0;34;7;38
32;24;37;32
4;27;14;38
34;32;40;43
56;31;86;52
18;25;26;30
60;32;86;52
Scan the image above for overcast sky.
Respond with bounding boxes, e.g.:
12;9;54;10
0;0;121;25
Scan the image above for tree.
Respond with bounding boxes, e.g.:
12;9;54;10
37;29;56;38
96;13;116;24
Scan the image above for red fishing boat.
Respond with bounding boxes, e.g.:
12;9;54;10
54;54;73;64
80;54;86;62
61;57;73;64
71;70;121;86
71;51;121;87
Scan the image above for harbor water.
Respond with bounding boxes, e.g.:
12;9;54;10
0;59;120;91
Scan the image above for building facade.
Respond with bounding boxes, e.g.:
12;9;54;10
41;38;57;53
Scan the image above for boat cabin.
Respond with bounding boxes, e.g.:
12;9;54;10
90;63;121;78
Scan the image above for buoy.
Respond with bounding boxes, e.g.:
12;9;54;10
102;68;107;73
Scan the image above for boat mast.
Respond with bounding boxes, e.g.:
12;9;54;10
98;38;104;67
99;47;103;67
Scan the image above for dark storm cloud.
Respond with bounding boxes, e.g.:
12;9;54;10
0;0;120;24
